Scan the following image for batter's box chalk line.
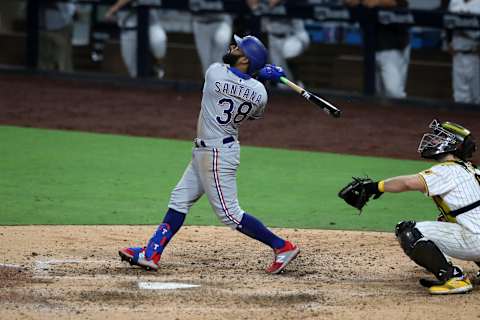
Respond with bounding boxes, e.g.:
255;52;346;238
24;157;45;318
137;282;201;290
0;263;23;269
34;258;110;276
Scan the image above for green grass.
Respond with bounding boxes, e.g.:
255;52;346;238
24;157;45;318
0;126;437;231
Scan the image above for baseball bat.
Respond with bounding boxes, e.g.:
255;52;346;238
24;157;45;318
279;77;341;118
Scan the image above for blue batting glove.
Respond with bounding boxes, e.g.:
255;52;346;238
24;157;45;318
258;64;286;83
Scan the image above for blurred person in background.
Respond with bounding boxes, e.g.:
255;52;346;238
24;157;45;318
105;0;167;78
345;0;411;98
39;0;77;72
233;0;262;38
0;1;25;32
447;0;480;104
408;0;442;10
190;0;233;74
250;0;310;84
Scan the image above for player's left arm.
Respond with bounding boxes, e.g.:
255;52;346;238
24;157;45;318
248;85;268;120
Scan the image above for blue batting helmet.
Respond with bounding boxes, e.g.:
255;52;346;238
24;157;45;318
234;34;268;74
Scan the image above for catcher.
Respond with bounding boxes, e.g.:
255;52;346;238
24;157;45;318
339;119;480;295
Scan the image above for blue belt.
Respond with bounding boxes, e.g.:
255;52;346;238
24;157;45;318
223;136;235;144
194;136;234;148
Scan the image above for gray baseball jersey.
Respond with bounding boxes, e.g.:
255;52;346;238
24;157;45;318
197;63;267;140
416;161;480;261
449;0;480;52
169;63;267;227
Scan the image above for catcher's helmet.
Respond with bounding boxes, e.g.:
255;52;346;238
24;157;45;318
418;119;476;161
233;34;268;74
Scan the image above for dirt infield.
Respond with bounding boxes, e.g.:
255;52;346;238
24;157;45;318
1;226;480;320
2;73;480;319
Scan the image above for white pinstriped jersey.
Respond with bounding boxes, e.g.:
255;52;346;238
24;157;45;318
197;63;267;141
419;161;480;233
449;0;480;16
449;0;480;51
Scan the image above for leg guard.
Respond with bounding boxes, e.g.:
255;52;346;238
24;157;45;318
395;220;455;281
144;223;172;263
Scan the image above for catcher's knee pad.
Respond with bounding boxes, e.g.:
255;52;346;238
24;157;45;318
395;220;453;281
395;220;422;255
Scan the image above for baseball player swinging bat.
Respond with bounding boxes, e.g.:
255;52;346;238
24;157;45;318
279;77;342;118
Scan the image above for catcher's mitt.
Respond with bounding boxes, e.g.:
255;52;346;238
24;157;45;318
338;177;383;212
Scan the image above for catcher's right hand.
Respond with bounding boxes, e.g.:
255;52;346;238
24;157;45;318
338;177;383;212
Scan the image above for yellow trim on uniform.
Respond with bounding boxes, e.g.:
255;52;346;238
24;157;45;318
378;180;385;193
418;161;462;223
418;162;458;195
432;196;456;223
417;174;429;195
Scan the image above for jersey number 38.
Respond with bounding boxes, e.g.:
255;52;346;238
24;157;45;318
216;98;253;125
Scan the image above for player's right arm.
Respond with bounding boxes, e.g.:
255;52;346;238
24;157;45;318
382;174;426;193
376;164;456;195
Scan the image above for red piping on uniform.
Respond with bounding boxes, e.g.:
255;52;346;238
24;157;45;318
212;148;240;225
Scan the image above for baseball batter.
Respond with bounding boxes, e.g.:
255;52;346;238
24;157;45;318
339;119;480;294
119;35;299;274
448;0;480;104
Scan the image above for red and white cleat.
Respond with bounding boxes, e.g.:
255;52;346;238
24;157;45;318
266;241;299;274
119;247;161;271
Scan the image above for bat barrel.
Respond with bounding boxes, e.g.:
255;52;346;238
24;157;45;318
279;77;341;118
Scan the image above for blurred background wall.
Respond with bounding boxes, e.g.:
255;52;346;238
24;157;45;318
0;0;477;104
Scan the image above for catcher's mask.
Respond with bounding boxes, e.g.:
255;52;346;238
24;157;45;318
418;119;476;161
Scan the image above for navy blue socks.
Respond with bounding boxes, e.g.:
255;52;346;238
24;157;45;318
145;208;185;259
162;208;186;234
237;213;285;249
147;209;285;257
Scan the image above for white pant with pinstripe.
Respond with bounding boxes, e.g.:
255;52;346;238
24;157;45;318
168;141;243;228
452;53;480;104
375;46;410;98
416;221;480;261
